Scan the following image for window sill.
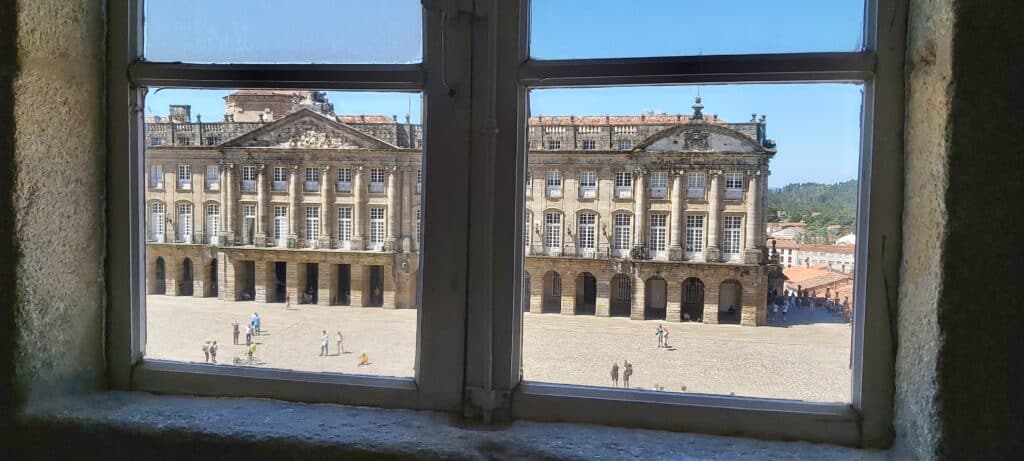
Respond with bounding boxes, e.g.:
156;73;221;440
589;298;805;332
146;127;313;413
18;391;882;460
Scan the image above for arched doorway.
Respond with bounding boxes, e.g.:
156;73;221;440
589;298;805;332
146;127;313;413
609;274;631;317
522;271;531;311
645;276;667;320
180;258;194;296
154;257;166;294
575;272;597;315
681;277;704;321
542;271;561;313
718;279;742;324
209;258;218;297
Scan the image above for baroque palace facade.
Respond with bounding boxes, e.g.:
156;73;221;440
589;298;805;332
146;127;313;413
146;91;777;325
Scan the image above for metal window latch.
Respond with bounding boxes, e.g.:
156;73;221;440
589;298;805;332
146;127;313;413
464;386;512;424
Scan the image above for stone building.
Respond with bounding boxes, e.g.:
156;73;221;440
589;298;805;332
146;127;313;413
146;91;777;325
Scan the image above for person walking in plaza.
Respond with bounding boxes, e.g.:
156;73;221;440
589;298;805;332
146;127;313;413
247;343;256;365
320;330;330;356
232;322;240;345
662;328;670;349
245;324;252;347
336;331;344;355
285;292;291;310
209;341;218;364
782;303;789;321
623;361;633;388
655;324;664;348
255;312;262;335
610;362;619;387
202;341;210;363
249;312;257;335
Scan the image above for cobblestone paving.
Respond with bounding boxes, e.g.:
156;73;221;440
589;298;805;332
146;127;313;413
147;296;850;403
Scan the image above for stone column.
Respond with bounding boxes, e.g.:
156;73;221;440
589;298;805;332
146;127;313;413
705;170;723;262
529;272;544;314
401;167;413;251
703;281;719;324
595;278;610;317
668;171;684;261
666;280;682;322
385;165;399;251
255;163;267;246
633;168;647;254
349;264;364;307
351;166;365;250
630;271;645;320
287;165;299;248
255;261;271;303
193;260;210;298
382;262;397;308
319;165;333;249
560;271;576;315
217;251;228;301
221;163;235;245
743;169;763;264
286;262;302;305
318;263;334;305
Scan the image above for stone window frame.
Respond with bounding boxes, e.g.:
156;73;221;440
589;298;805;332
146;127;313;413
109;0;903;448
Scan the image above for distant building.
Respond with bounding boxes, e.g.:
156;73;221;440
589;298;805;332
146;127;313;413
782;264;854;303
773;238;855;274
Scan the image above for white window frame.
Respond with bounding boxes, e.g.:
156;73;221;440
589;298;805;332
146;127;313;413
240;165;256;192
578;171;597;198
273;205;288;247
177;164;192;190
205;203;219;244
337;206;352;249
369;207;385;250
305;205;320;248
685;214;705;259
545;170;562;198
617;138;632;150
546;139;561;150
369;168;385;193
612;213;631;258
272;166;287;192
150;164;164;189
304;167;320;193
687;172;706;199
544;212;561;256
337;167;353;193
649;171;668;199
580;139;596;150
241;203;256;245
205;164;220;190
577;212;596;256
176;202;192;244
110;0;902;447
614;171;632;198
648;213;667;258
149;201;165;242
724;172;744;200
723;215;743;259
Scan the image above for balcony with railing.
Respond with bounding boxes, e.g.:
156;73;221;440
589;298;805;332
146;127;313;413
724;188;744;200
240;180;255;192
614;186;632;199
271;180;287;192
369;182;385;193
578;186;597;199
649;187;668;199
178;179;193;190
687;187;705;199
304;181;320;193
336;181;352;193
206;180;220;191
546;186;562;198
150;179;164;190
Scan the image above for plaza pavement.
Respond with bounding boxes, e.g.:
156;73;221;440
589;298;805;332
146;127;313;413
147;296;850;403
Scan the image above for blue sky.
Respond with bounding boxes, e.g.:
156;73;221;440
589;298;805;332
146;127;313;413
145;1;865;187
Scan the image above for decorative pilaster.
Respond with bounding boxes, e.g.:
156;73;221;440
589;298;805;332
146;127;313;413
705;169;723;262
384;165;399;251
400;167;414;252
255;163;267;246
287;164;299;248
220;162;235;245
351;165;365;250
318;164;333;249
743;169;764;264
668;171;684;261
632;167;647;257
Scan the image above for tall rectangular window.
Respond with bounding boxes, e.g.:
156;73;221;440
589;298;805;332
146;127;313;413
546;170;562;198
578;213;596;253
272;166;287;192
369;207;385;250
205;203;220;244
416;209;422;245
241;204;256;245
686;215;704;254
150;202;165;242
337;207;352;249
369;168;385;193
241;165;256;192
613;213;631;257
578;171;597;198
649;213;667;255
177;165;192;190
547;139;561;150
649;171;668;198
273;205;287;247
177;202;193;244
544;212;561;254
725;172;744;200
337;168;352;192
617;139;632;150
205;164;220;190
723;215;742;257
615;171;632;198
687;172;706;199
580;139;596;150
150;164;164;189
416;169;422;194
305;206;320;247
304;167;320;192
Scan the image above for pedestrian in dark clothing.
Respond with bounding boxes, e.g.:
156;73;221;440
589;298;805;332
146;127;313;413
611;363;619;387
232;322;240;345
623;361;633;388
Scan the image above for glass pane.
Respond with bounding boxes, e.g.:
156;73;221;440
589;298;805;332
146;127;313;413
144;88;424;378
523;84;862;403
531;0;864;59
145;1;422;63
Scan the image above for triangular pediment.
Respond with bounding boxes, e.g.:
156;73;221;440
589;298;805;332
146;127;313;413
639;123;764;154
222;109;397;150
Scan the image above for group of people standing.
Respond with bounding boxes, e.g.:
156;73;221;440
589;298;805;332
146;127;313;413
655;324;671;349
610;361;634;388
320;330;345;356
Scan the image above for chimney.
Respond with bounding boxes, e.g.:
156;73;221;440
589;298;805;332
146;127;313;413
169;105;191;123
